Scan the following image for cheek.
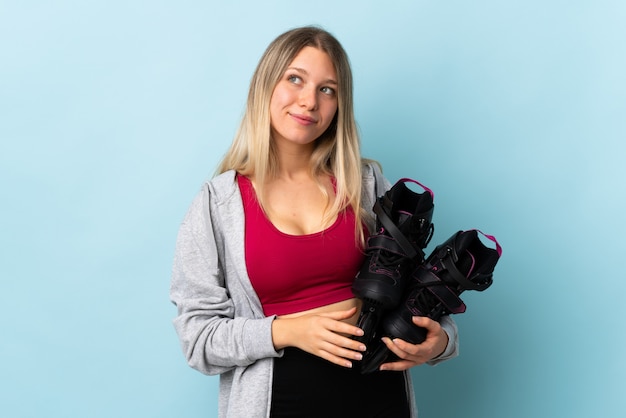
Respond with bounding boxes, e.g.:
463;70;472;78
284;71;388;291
268;94;281;127
323;105;338;127
330;105;338;119
269;85;290;112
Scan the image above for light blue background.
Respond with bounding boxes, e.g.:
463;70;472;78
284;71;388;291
2;1;624;417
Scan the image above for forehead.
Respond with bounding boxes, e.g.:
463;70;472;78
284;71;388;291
287;46;337;79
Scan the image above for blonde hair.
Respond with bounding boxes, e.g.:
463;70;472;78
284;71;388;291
217;26;366;244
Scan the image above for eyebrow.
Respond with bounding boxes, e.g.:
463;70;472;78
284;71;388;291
287;66;338;85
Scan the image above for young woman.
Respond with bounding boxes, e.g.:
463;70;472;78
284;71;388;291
170;26;459;418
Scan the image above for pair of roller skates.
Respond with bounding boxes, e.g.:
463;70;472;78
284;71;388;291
352;178;502;374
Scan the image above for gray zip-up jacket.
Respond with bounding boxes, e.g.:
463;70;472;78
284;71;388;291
170;163;459;418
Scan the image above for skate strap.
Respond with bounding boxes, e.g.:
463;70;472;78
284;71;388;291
373;200;419;260
414;268;467;314
440;252;492;291
367;235;425;260
398;177;434;199
475;229;502;257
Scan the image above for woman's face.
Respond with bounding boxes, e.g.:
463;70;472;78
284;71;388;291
269;46;338;150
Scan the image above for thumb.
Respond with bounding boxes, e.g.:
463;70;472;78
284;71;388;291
411;316;435;329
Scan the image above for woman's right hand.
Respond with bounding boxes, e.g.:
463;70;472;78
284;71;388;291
271;307;367;368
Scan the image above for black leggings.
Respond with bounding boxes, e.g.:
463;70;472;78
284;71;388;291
270;348;410;418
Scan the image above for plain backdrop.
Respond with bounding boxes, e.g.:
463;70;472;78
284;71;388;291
1;1;624;417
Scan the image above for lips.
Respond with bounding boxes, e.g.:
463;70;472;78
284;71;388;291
289;113;317;126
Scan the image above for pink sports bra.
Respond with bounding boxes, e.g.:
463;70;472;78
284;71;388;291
237;174;366;317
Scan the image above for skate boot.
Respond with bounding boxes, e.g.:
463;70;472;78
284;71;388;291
352;178;434;346
360;229;502;374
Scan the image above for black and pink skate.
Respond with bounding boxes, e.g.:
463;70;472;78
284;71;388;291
352;178;434;345
360;229;502;374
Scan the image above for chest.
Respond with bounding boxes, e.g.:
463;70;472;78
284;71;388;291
262;178;336;235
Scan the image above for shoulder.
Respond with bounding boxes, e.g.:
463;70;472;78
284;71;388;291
203;170;240;204
360;159;377;186
184;170;240;221
361;159;390;195
359;159;391;224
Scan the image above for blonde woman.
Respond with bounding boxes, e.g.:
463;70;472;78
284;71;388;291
171;26;458;418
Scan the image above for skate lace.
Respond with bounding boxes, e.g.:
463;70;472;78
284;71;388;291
368;221;434;269
372;230;409;267
407;281;450;318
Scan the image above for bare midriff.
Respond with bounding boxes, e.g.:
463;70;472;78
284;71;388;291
278;297;363;326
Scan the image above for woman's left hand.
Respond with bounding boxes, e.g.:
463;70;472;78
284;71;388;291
378;316;448;371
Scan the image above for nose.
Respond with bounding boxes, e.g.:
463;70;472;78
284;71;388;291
298;86;318;110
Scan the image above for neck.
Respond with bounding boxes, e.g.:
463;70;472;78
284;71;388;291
273;140;316;180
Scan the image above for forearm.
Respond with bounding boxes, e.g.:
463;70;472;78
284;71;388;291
271;316;294;350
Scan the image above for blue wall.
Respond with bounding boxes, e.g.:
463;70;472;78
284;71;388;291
2;1;624;417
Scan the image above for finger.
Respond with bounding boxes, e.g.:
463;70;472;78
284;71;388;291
331;321;365;339
318;307;358;320
319;350;356;368
379;358;416;372
409;316;447;357
381;337;419;358
316;314;364;338
327;344;365;363
321;326;367;352
380;337;430;368
411;315;437;331
317;342;364;368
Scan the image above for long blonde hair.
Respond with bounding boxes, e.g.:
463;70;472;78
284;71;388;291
217;26;366;243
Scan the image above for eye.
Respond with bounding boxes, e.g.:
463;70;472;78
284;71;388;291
287;74;302;84
320;86;336;96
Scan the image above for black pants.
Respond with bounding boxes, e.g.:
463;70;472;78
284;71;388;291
270;348;411;418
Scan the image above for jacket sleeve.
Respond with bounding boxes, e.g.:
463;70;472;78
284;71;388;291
169;184;280;376
427;315;459;365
